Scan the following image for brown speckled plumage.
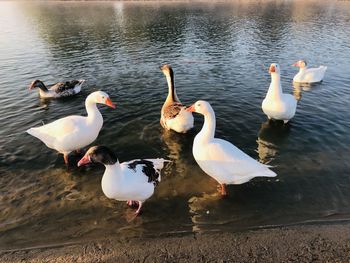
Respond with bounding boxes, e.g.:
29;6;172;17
162;102;183;119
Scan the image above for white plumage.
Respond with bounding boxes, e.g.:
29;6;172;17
103;159;166;202
292;60;327;83
187;100;276;195
78;146;169;214
26;91;115;164
262;63;297;124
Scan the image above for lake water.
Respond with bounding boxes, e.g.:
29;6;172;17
1;1;350;250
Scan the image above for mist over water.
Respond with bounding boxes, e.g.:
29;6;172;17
0;1;350;250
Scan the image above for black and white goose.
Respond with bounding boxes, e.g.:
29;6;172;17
160;64;194;133
78;146;169;215
29;79;85;98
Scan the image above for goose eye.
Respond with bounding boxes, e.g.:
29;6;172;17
102;96;105;99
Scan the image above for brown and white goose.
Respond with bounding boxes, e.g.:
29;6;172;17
160;64;194;133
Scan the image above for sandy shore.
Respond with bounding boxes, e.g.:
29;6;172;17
1;223;350;262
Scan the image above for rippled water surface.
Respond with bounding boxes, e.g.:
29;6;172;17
1;1;350;250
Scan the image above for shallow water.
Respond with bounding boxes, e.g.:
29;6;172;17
1;1;350;250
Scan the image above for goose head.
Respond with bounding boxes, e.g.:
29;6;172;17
269;63;281;75
292;60;307;69
77;146;118;166
29;80;47;91
160;64;174;78
186;100;213;115
87;91;116;109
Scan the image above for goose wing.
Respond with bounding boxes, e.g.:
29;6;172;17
50;80;81;93
26;116;84;148
122;159;169;185
162;102;184;119
196;139;276;184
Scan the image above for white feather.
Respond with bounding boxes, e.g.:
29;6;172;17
293;65;327;83
163;107;194;133
26;91;112;155
192;101;276;186
101;159;169;202
262;63;297;123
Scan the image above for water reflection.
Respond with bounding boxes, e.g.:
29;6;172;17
0;168;78;231
161;130;187;175
253;1;292;52
256;120;291;164
292;81;324;101
0;166;146;249
188;192;221;233
293;83;303;101
292;82;312;101
157;129;216;198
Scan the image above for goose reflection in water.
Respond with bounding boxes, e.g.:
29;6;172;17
188;192;222;233
38;97;53;110
293;82;313;101
256;120;291;164
158;129;213;197
161;130;187;175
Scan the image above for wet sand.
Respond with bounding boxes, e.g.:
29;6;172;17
1;222;350;262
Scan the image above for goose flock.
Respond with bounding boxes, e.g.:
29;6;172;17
26;62;326;215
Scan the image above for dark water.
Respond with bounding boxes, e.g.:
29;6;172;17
1;1;350;250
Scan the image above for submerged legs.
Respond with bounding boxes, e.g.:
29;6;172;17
126;200;138;207
135;201;143;214
220;183;227;196
63;153;69;165
126;200;143;215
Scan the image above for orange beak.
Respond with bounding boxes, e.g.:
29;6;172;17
28;82;34;90
105;98;116;109
292;62;299;67
269;65;276;73
77;155;91;167
186;104;195;112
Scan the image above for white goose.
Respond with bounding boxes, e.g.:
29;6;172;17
78;146;169;215
29;79;85;98
292;60;327;83
262;63;297;123
26;91;116;164
187;100;276;196
160;64;194;133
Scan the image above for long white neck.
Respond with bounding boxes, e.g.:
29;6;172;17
266;72;283;100
85;95;103;127
165;72;180;103
197;107;216;143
